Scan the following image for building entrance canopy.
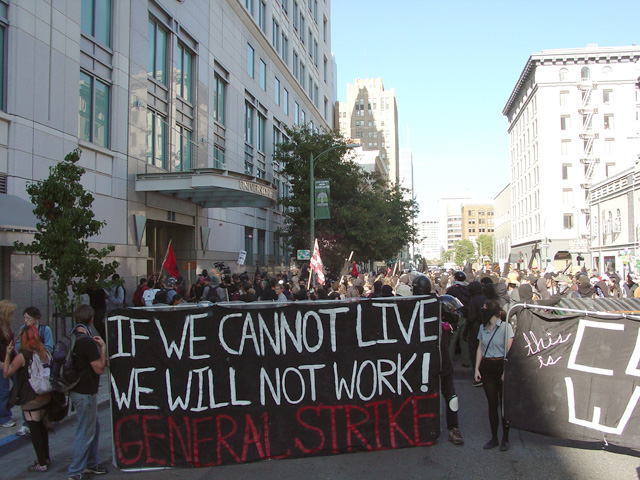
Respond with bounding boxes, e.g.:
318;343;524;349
135;169;277;208
0;195;38;231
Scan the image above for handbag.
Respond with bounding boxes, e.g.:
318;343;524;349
46;390;69;422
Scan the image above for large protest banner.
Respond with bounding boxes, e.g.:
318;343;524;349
107;296;441;470
504;299;640;450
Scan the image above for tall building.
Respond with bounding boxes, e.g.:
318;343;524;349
503;44;640;270
336;78;399;183
416;219;440;262
461;204;495;241
493;184;512;269
437;192;474;254
0;0;334;321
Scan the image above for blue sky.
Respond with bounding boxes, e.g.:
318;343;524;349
331;0;639;220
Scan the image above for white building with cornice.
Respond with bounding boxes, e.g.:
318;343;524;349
503;44;640;272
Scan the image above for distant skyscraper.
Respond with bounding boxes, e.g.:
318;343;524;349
336;78;399;183
437;192;474;254
416;219;440;261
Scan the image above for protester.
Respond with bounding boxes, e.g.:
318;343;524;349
68;305;108;480
3;326;52;471
132;278;149;307
143;279;159;306
474;298;514;452
15;306;54;436
0;300;16;428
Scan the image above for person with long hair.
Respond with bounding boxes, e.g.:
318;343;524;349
0;300;16;428
3;325;52;471
474;298;514;452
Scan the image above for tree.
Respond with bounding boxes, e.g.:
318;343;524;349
274;125;418;276
454;239;475;266
476;234;494;262
441;250;454;263
14;149;119;316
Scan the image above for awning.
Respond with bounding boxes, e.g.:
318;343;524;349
135;168;277;208
0;194;37;231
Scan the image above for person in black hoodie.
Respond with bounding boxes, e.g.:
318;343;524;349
463;281;486;386
447;271;471;368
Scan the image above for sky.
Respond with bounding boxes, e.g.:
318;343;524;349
330;0;640;221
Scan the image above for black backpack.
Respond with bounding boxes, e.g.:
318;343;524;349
153;288;169;304
50;329;87;393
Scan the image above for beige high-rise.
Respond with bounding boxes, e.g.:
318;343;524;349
336;78;399;183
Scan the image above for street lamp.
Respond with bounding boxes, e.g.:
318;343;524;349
310;142;359;257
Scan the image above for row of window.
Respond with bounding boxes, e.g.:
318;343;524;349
560;113;615;130
558;65;612;82
559;88;613;106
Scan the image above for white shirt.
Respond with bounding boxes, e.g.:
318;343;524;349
143;288;159;306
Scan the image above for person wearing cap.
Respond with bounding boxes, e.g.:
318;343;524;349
165;277;178;304
623;274;638;298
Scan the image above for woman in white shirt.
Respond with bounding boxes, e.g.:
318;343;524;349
474;298;514;452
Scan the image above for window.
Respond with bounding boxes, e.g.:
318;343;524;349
146;109;166;168
582;114;592;130
293;1;299;30
562;163;571;180
283;88;289;114
294;101;299;124
175;125;193;172
323;16;327;42
148;18;167;84
561;139;571;156
563;213;574;229
559;90;569;106
82;0;111;46
245;0;254;15
604;114;614;130
176;43;193;102
257;114;265;152
292;51;298;78
247;44;255;78
281;34;288;63
562;188;573;205
79;71;110;148
604;138;614;154
259;59;266;90
0;3;6;110
581;90;591;106
272;19;280;50
258;1;266;31
603;89;612;105
300;15;305;42
274;77;280;105
323;56;327;83
581;67;590;81
308;29;313;56
560;116;570;130
244;103;254;145
605;162;616;176
559;68;569;81
213;74;226;124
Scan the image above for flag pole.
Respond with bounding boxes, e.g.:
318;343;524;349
158;239;173;279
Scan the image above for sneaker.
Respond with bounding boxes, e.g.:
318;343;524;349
16;425;30;436
1;419;15;428
83;464;107;475
472;380;483;387
448;427;464;445
27;462;48;472
68;474;84;480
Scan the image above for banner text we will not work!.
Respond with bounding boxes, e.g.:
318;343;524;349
106;297;442;470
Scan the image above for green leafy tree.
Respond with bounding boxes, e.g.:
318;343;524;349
454;239;475;266
441;250;453;263
274;126;418;275
476;234;494;262
14;149;119;315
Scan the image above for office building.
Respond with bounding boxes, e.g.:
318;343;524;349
0;0;334;319
503;44;640;270
336;78;399;183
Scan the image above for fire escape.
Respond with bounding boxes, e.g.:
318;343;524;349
578;76;597;243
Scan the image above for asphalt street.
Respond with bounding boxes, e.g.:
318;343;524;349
1;365;639;480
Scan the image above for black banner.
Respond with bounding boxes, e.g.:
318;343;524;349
107;297;441;469
505;307;640;450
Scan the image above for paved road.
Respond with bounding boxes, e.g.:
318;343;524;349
1;366;639;480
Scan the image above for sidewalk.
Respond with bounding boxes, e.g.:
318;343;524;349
0;371;111;447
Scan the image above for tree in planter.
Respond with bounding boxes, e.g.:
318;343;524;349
274;125;418;276
14;148;119;321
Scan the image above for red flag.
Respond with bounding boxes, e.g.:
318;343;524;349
351;261;358;278
163;244;179;278
310;239;325;285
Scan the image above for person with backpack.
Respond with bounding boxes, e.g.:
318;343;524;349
68;304;108;480
3;325;52;472
446;271;471;368
132;278;149;307
15;306;53;436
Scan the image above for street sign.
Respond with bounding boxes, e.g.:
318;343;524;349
297;249;311;260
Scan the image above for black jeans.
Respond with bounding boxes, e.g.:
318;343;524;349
479;359;509;441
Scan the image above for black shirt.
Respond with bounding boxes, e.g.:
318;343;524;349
72;334;101;395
